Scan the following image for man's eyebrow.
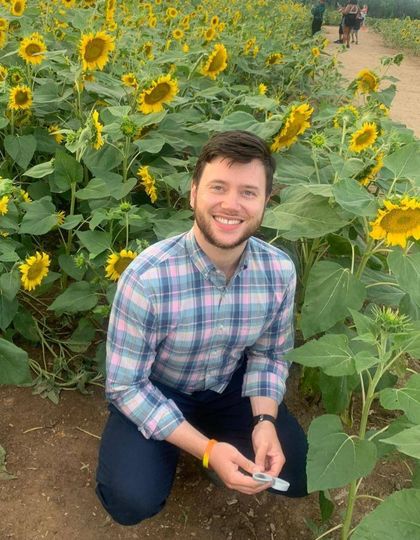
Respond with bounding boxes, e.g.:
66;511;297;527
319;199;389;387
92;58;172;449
208;179;261;190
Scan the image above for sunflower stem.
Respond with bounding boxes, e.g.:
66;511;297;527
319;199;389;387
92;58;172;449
355;236;375;280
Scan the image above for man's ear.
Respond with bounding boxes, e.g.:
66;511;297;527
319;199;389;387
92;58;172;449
190;181;197;208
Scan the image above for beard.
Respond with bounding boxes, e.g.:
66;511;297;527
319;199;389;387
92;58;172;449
193;205;264;250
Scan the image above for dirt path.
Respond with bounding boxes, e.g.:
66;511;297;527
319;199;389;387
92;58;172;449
324;25;420;137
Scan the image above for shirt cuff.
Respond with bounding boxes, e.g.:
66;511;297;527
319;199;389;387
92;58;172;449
137;397;185;441
241;369;288;404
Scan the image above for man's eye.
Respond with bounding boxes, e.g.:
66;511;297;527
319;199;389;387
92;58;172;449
243;191;256;197
211;185;224;192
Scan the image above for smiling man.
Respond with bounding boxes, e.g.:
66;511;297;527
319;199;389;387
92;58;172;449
96;131;308;526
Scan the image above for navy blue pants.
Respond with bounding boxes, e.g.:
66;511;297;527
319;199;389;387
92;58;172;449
96;366;308;526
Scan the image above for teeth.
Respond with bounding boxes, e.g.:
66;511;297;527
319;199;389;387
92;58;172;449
215;217;241;225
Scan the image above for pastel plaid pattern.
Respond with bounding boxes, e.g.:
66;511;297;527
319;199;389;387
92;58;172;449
106;229;296;440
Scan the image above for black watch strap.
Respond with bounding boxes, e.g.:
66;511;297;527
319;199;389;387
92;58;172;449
252;414;277;428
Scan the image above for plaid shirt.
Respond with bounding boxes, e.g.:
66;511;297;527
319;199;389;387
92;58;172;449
106;229;296;440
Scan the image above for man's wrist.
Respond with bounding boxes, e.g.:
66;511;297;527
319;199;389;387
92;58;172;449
252;414;277;428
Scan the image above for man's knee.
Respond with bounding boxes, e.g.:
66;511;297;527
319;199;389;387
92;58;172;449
96;481;166;526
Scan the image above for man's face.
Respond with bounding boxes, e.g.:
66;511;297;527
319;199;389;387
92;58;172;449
190;157;268;252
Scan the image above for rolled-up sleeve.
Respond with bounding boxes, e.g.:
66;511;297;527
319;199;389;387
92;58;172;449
242;266;296;404
106;267;185;440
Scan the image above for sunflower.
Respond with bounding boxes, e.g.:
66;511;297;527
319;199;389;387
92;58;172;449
166;7;177;18
137;74;178;114
369;197;420;248
121;72;138;89
0;17;8;31
137;165;157;203
172;28;184;40
18;33;47;65
10;0;26;16
8;84;32;110
355;69;379;94
19;251;51;291
0;64;7;81
0;29;7;48
105;249;137;281
62;0;76;7
265;53;284;66
182;43;189;53
201;43;228;80
143;41;154;59
48;123;64;144
258;83;267;95
311;47;320;58
271;103;314;152
148;15;157;28
333;105;359;128
349;122;378;153
204;27;216;41
20;189;32;203
79;31;115;71
0;195;9;215
357;153;384;186
91;109;104;150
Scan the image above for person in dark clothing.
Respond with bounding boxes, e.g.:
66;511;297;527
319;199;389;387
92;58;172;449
342;0;361;47
311;0;326;35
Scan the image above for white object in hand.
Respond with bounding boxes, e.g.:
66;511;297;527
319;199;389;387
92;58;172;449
252;472;290;492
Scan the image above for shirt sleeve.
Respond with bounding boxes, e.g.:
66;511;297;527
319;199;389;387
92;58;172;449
105;266;185;440
242;264;296;404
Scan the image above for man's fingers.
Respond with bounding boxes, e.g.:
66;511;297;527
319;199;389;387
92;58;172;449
254;442;268;470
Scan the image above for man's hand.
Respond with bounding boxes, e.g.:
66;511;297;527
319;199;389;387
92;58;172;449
252;422;285;478
208;442;272;495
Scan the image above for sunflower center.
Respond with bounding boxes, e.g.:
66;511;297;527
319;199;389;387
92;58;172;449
15;90;29;105
145;82;170;103
27;261;45;280
114;256;133;275
355;130;374;145
84;38;106;61
209;51;224;72
380;208;420;233
25;43;42;56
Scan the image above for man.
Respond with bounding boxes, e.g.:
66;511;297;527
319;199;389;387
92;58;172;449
96;131;308;526
311;0;326;35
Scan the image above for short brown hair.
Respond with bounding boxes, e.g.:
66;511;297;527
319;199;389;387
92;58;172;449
192;130;276;197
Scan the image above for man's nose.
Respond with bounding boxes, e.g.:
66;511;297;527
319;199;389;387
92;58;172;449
220;191;241;211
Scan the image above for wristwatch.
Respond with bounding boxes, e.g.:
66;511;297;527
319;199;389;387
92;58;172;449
252;414;277;428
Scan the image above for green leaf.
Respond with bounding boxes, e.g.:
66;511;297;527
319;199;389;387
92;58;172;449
263;190;349;241
319;490;335;523
286;334;355;376
83;145;123;175
307;414;377;492
13;308;39;343
59;214;83;230
54;150;83;191
47;281;98;314
0;338;31;385
0;295;18;331
351;488;420;540
65;318;96;352
380;374;420;424
332;178;377;217
0;269;20;301
23;159;55;178
380;425;420;459
133;134;166;154
19;197;57;235
353;351;380;373
384;142;420;186
4;135;37;170
76;230;111;257
301;261;366;338
58;254;85;281
388;250;420;306
319;373;359;414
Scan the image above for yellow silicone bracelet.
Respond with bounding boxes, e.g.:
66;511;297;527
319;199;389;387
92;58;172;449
202;439;218;469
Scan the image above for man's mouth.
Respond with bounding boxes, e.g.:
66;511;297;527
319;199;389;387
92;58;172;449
213;216;243;225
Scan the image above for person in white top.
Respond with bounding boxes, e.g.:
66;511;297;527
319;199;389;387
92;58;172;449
342;0;361;48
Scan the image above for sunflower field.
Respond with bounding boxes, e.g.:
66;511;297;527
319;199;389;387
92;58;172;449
369;17;420;56
0;0;420;537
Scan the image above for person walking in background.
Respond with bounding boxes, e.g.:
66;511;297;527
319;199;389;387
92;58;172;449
311;0;326;36
360;4;368;28
350;9;363;43
342;0;361;48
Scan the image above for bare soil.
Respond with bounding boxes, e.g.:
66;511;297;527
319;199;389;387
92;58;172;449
324;25;420;137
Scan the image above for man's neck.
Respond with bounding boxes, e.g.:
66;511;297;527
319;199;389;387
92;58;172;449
192;225;246;280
